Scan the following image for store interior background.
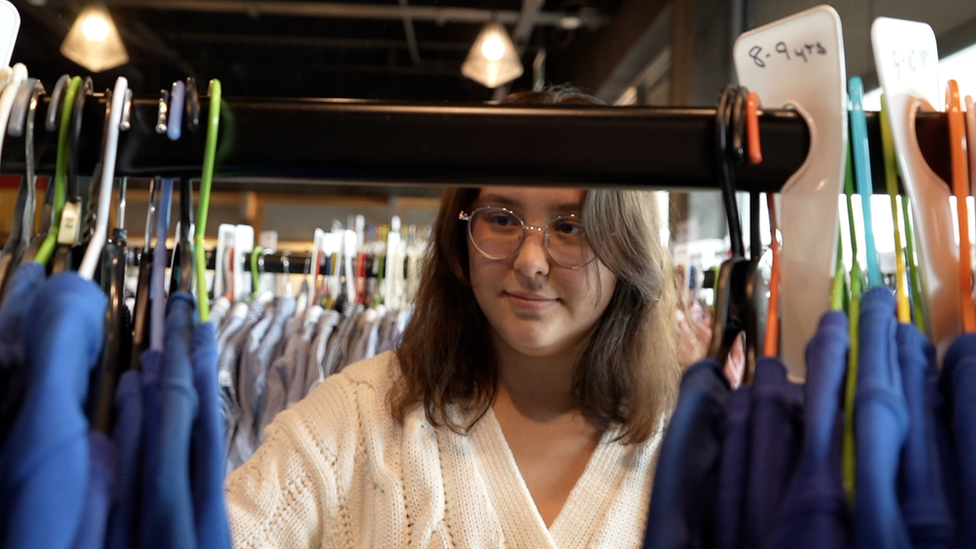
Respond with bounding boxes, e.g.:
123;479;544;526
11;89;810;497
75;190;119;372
3;0;976;259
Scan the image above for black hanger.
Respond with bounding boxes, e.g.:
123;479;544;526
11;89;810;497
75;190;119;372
169;177;194;294
88;222;129;434
129;177;158;370
0;79;45;295
707;85;760;380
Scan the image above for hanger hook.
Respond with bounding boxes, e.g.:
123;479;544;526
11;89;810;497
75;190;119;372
44;74;70;133
716;85;744;258
68;76;94;202
185;77;200;132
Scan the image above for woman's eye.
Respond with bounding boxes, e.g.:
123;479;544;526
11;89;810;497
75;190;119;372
554;221;583;235
489;214;516;227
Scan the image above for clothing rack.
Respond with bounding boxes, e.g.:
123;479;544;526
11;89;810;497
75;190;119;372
0;94;954;194
127;248;313;274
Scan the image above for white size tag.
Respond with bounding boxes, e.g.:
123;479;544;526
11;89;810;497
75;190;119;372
733;4;847;380
0;2;19;69
57;201;81;244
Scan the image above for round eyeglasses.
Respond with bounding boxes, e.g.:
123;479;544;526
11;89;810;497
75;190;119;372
459;206;596;269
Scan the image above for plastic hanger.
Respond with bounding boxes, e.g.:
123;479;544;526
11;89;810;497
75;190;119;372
873;17;958;357
879;94;912;324
33;75;81;267
169;178;194;294
849;77;883;288
734;5;848;379
130;177;158;366
0;73;37;294
43;74;68;132
167;80;185;141
51;75;94;273
966;95;975;197
184;76;200;132
946;79;975;332
250;245;265;297
841;141;862;504
151;179;174;352
79;77;128;280
195;79;222;322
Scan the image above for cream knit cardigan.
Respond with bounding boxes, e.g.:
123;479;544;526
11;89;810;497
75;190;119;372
225;352;662;548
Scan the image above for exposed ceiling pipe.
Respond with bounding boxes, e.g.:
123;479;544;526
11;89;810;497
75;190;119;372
398;0;422;66
513;0;545;50
100;0;611;28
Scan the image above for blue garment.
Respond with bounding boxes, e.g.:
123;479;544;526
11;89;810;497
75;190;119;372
855;287;911;549
106;369;143;549
191;320;232;549
743;357;804;549
715;386;751;549
896;323;952;549
767;310;852;549
0;272;106;549
940;333;976;549
71;431;118;549
139;292;198;549
0;262;48;449
643;358;730;549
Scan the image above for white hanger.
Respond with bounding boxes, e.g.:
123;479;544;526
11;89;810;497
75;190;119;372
733;5;848;379
872;17;957;358
0;63;28;170
79;76;129;280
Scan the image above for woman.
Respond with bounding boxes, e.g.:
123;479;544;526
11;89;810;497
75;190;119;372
225;91;682;548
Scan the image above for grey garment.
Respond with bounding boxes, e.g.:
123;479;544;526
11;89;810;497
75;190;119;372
256;311;303;436
287;306;325;407
374;309;401;355
219;298;272;473
301;310;341;400
324;303;365;376
346;308;379;366
208;296;232;330
229;297;296;470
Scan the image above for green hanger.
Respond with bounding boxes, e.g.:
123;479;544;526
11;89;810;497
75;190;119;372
195;79;222;323
841;140;861;507
879;94;911;324
251;245;264;297
33;76;82;267
902;193;926;334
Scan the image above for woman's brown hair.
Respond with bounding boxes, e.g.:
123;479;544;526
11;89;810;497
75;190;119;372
391;88;681;443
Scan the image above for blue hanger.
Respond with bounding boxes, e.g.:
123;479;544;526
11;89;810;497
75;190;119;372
849;77;883;288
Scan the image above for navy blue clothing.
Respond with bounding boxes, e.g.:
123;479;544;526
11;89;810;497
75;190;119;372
0;273;106;549
715;386;751;549
106;369;143;549
896;323;952;549
855;287;911;549
191;320;232;549
140;292;199;549
767;311;852;549
644;358;731;549
71;431;118;549
0;262;48;448
940;333;976;549
743;357;804;549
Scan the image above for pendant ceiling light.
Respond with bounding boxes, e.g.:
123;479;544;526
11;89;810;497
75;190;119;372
60;4;128;73
461;21;523;89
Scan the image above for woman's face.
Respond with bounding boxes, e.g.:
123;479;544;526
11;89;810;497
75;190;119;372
467;187;618;360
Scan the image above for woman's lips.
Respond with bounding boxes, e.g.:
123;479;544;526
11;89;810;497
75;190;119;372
506;292;557;310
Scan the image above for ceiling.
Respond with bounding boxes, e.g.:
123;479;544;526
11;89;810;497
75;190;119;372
9;0;633;102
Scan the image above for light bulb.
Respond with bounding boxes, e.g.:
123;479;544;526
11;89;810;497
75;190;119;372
82;15;109;41
481;37;505;61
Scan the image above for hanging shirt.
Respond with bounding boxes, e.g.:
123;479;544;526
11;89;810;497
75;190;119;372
261;315;305;433
855;287;911;549
715;386;751;549
0;272;106;549
0;261;47;449
743;357;804;549
896;323;952;548
106;369;143;549
643;358;730;549
305;309;340;396
940;332;976;548
325;303;365;376
220;298;269;473
139;292;199;549
191;320;233;549
70;431;118;549
290;305;326;407
767;310;852;549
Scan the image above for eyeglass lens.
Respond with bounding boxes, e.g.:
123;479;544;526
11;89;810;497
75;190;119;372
468;208;595;268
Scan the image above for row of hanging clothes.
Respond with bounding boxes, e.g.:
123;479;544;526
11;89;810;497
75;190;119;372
645;7;976;549
205;218;428;473
0;68;233;549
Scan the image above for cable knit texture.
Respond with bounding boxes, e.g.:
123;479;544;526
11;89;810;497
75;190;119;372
226;351;662;548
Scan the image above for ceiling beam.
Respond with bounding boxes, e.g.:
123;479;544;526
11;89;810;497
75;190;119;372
101;0;611;28
160;32;469;52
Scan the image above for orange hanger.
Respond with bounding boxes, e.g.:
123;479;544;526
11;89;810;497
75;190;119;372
946;80;975;332
763;193;781;357
746;91;763;165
